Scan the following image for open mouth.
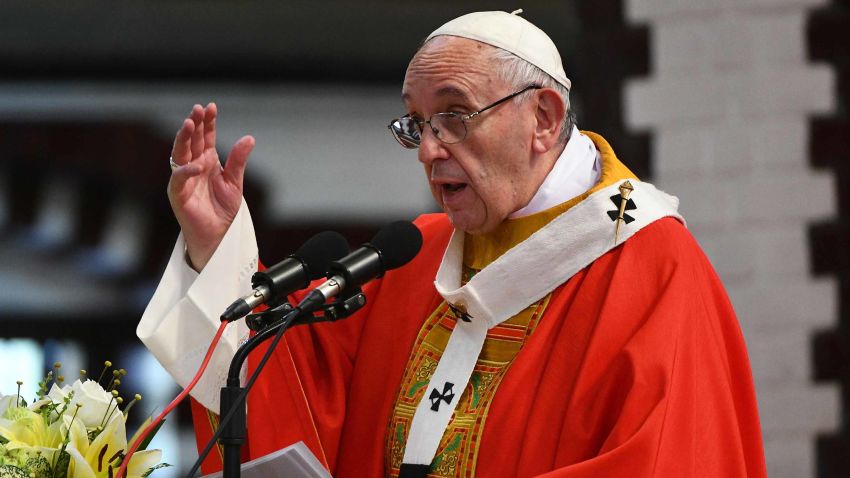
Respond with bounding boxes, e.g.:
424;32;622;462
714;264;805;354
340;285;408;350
442;183;467;193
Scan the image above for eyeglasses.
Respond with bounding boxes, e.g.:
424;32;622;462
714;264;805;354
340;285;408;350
388;84;542;149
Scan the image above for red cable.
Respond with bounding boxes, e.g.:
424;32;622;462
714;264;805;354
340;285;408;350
114;320;230;478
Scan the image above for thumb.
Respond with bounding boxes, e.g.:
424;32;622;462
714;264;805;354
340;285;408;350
222;135;255;188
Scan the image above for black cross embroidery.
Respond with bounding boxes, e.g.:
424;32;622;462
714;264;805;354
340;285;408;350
429;382;455;412
606;194;637;224
448;303;472;322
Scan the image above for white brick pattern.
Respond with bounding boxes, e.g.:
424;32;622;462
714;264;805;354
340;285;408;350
624;1;838;476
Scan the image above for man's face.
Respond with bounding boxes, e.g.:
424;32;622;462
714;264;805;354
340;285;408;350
402;37;540;234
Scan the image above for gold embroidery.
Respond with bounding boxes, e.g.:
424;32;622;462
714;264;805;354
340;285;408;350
385;293;550;477
205;409;225;462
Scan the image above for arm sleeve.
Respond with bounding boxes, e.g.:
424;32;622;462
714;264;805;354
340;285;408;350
136;199;257;413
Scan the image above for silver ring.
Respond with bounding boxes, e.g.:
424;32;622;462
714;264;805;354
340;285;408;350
169;156;179;171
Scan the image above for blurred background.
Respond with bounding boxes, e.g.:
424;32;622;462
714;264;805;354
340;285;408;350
0;0;846;476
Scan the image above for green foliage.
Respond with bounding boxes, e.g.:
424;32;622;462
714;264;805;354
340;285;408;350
141;463;171;477
51;452;70;478
23;454;52;478
137;419;165;451
0;465;29;478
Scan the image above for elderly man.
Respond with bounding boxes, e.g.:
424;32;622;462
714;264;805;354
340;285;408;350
138;10;766;478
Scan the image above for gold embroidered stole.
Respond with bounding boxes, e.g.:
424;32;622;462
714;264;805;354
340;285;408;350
385;133;636;477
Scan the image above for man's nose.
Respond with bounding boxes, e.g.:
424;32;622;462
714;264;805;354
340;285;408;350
418;126;449;165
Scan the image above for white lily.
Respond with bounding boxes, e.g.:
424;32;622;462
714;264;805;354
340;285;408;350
64;412;163;478
0;404;65;474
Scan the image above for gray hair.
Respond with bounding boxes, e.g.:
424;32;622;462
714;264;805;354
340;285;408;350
489;47;575;144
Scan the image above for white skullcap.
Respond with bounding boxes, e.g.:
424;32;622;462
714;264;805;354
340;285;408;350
425;10;571;90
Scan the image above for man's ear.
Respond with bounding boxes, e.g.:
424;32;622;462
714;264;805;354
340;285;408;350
531;88;567;154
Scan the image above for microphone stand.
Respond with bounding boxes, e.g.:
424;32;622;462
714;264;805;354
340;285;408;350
219;287;366;478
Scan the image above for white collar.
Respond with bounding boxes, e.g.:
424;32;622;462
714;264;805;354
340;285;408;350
510;126;601;219
435;180;683;329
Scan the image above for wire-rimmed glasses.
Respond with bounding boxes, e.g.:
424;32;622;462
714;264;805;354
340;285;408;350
388;84;542;149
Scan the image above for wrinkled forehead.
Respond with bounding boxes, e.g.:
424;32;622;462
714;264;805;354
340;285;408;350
402;36;504;104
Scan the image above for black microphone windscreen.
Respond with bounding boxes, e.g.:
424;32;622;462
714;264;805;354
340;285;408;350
370;221;423;271
296;231;350;280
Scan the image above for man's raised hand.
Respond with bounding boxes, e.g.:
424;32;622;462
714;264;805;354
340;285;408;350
167;103;255;271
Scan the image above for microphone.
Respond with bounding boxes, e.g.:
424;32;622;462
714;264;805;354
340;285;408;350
220;231;350;322
298;221;423;313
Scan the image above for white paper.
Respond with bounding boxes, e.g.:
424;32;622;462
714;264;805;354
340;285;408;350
201;441;332;478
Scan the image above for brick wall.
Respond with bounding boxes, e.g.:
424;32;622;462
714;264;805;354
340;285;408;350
809;1;850;475
573;0;651;179
624;0;839;476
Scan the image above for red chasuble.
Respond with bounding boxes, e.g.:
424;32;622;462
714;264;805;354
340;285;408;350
191;212;766;477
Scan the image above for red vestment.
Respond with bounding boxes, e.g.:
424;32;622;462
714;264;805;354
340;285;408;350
192;213;766;477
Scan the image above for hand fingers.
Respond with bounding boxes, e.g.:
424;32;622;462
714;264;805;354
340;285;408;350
203;102;217;153
171;118;195;166
190;104;205;159
222;135;255;189
167;162;204;197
